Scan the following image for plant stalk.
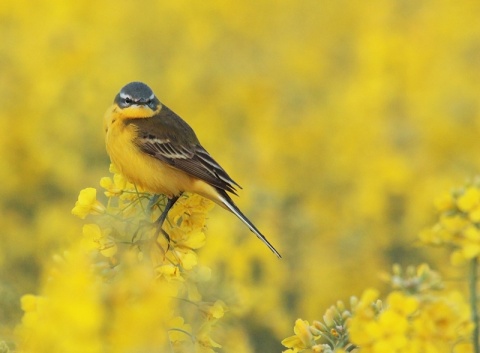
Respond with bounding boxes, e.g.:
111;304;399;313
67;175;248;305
471;257;479;353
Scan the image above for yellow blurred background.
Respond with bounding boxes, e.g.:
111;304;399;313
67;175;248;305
1;0;480;351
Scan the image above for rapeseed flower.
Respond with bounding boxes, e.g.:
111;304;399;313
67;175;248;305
420;180;480;264
17;168;227;352
71;188;105;219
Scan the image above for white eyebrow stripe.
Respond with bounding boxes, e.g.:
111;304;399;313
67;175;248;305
119;92;130;99
149;93;155;100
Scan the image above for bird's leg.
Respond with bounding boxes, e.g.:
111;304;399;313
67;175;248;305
132;194;162;244
146;194;161;214
153;194;181;249
155;195;180;230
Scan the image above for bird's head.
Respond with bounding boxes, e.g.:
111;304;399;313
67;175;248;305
114;82;161;117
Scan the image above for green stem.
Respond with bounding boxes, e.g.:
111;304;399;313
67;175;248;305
471;257;479;353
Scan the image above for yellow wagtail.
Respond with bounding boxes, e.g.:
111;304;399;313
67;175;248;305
104;82;281;258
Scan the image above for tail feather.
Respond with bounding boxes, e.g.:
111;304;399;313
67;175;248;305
216;190;282;258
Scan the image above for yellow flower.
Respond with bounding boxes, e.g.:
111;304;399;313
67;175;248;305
180;229;206;250
16;246;105;353
165;227;204;270
196;320;222;350
100;173;128;197
433;192;455;212
440;214;467;233
168;316;192;342
81;224;117;257
81;223;102;251
387;291;418;316
71;188;105;219
109;163;120;174
378;310;408;341
457;187;480;212
156;264;183;282
451;250;468;266
176;249;198;270
459;226;480;259
464;225;480;241
352;288;379;317
281;319;315;351
19;294;45;330
20;294;38;312
200;300;226;320
419;224;455;246
469;205;480;222
412;291;472;343
166;194;214;232
350;290;416;351
322;306;336;327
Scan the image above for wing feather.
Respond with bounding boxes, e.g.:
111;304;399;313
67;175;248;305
128;105;241;195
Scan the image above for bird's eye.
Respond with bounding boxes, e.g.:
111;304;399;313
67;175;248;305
124;97;133;105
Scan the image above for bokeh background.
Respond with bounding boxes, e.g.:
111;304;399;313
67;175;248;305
1;0;480;351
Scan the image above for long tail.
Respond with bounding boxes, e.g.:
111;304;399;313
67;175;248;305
216;189;282;258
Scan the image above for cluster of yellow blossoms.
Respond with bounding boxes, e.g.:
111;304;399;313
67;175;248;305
349;264;472;353
16;166;225;353
281;300;353;353
283;180;480;353
420;179;480;265
282;264;473;353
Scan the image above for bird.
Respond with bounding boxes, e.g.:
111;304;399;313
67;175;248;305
104;81;281;258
